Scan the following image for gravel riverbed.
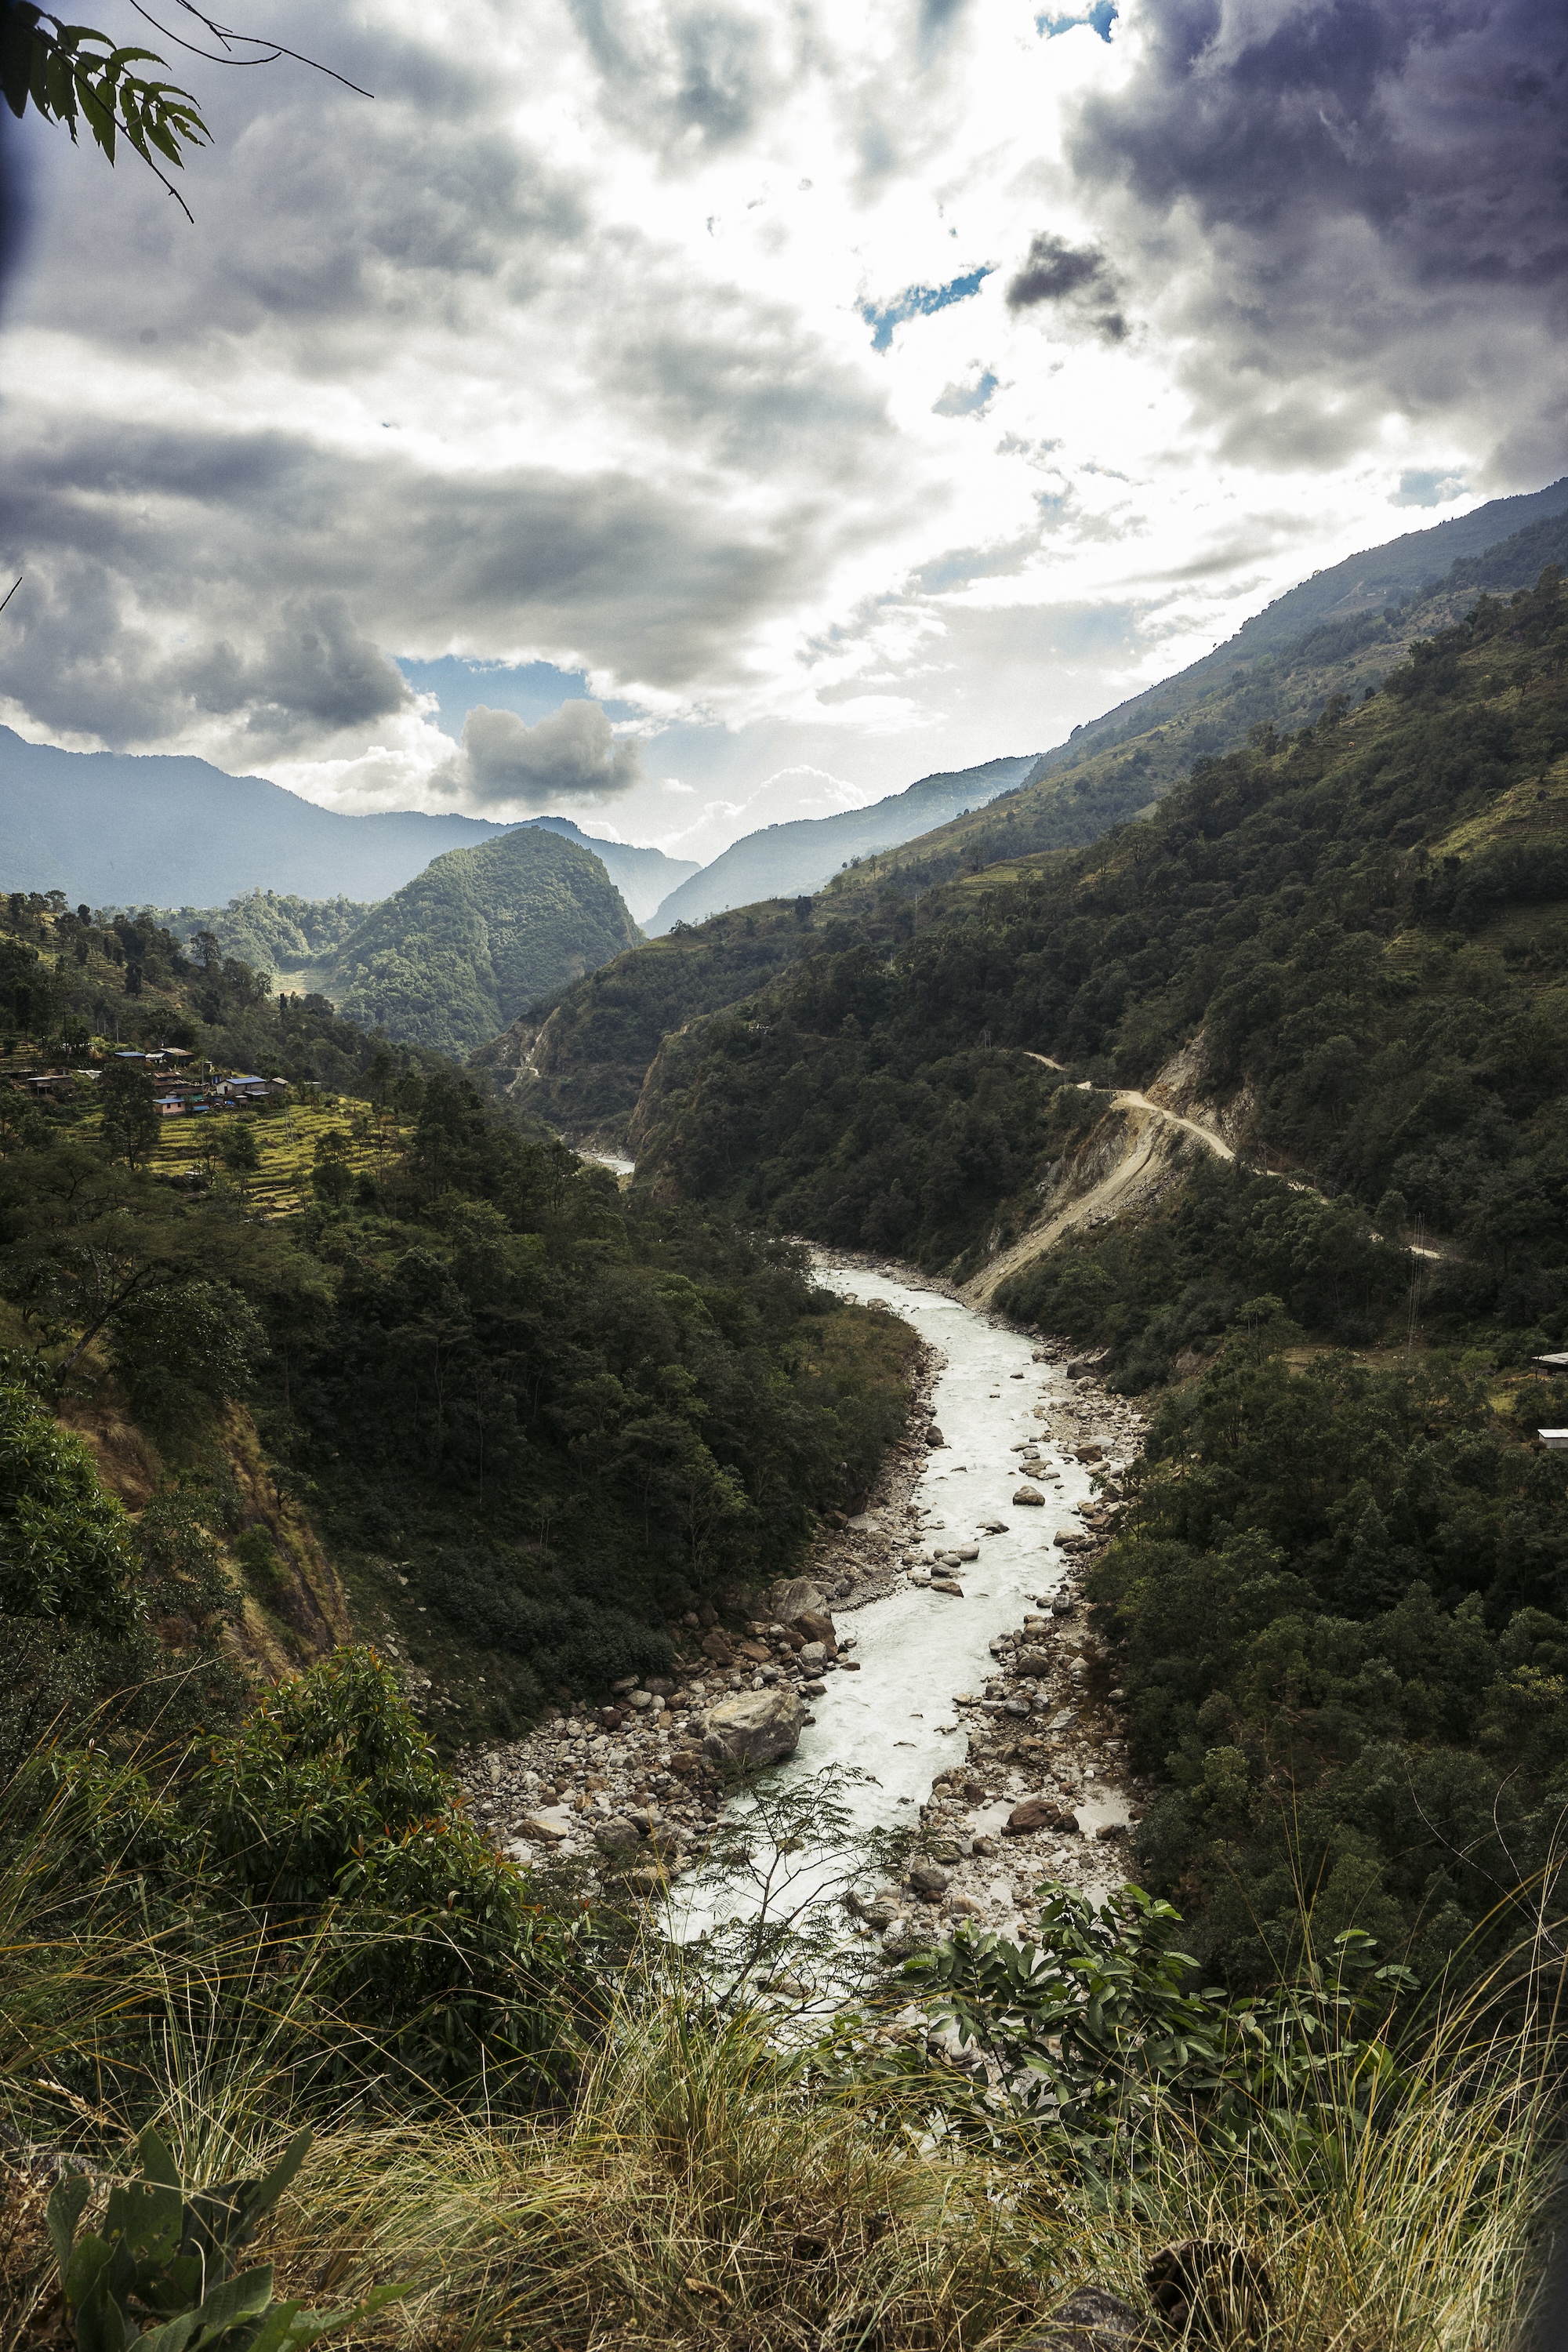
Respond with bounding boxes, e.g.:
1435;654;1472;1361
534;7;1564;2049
456;1251;1147;1948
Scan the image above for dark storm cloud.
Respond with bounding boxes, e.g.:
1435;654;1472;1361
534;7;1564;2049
0;420;816;750
180;598;413;742
437;701;643;809
1065;0;1568;467
1006;231;1126;340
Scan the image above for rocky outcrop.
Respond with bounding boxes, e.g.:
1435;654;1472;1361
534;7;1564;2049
702;1687;808;1766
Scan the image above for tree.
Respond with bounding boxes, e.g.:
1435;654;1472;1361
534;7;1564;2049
0;1367;138;1630
100;1058;160;1167
0;2;367;219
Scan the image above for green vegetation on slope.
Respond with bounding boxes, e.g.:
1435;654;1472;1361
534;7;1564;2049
816;501;1568;909
140;888;374;986
332;826;641;1056
0;1034;914;1749
506;510;1568;1160
1088;1328;1568;1984
635;568;1568;1341
267;1071;916;1740
478;891;825;1138
0;889;441;1098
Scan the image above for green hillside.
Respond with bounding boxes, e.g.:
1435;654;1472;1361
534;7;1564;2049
136;887;374;993
824;499;1568;905
494;506;1568;1147
634;566;1568;1316
330;825;641;1056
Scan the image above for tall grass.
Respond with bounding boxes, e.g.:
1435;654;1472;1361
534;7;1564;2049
0;1737;1561;2352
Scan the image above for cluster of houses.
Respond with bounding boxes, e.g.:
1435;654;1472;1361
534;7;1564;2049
12;1047;291;1117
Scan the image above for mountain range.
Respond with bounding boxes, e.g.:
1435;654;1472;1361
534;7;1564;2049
645;753;1040;931
0;731;695;920
496;482;1568;1143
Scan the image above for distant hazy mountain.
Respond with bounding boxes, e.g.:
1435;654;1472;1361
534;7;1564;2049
0;728;697;922
0;730;516;905
647;754;1040;933
1033;474;1568;781
517;817;697;924
328;826;641;1055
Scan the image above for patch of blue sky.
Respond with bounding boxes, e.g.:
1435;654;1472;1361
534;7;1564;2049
1391;468;1468;509
395;656;637;739
1037;2;1116;40
932;371;999;418
861;267;993;353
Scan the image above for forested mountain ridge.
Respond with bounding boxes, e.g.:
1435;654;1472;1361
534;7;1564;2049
1028;471;1568;783
631;566;1568;1335
646;753;1039;931
328;826;642;1056
490;506;1568;1147
823;498;1568;906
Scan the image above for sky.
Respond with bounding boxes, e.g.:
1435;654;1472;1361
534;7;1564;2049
0;0;1564;864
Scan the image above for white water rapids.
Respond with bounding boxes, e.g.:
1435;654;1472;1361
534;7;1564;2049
680;1252;1135;1937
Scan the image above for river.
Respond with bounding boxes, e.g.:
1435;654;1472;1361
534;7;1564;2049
682;1252;1138;1940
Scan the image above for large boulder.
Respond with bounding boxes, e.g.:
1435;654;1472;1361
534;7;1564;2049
1013;1486;1046;1507
1005;1797;1077;1835
1012;1648;1052;1677
769;1577;826;1624
791;1608;837;1648
702;1686;807;1766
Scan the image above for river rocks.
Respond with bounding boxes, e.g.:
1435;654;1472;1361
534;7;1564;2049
791;1609;837;1648
702;1687;807;1766
770;1577;826;1623
515;1810;569;1843
1012;1648;1052;1677
593;1815;641;1851
909;1860;949;1896
1005;1797;1079;1835
1013;1485;1046;1505
797;1641;829;1669
925;1425;946;1447
930;1577;964;1598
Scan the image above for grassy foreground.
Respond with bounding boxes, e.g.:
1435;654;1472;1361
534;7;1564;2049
0;1716;1558;2352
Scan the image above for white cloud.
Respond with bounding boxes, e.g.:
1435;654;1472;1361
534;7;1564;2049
0;0;1559;855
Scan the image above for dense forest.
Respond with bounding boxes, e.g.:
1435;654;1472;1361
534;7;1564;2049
603;569;1568;1984
330;826;641;1056
633;569;1568;1348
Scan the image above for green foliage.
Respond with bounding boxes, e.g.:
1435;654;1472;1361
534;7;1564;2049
110;1279;266;1440
146;892;375;981
997;1153;1407;1386
1089;1338;1568;1980
0;895;443;1101
0;1369;137;1631
273;1075;914;1719
96;1650;598;2097
102;1060;162;1168
899;1886;1412;2173
498;896;844;1137
330;829;641;1056
0;8;207;206
633;568;1568;1327
47;2124;404;2352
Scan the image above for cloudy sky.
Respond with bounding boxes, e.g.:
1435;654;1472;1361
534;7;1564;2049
1;0;1564;862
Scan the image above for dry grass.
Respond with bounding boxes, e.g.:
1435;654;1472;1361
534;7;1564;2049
0;1755;1558;2352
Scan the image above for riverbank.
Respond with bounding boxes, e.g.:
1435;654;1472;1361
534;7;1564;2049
455;1250;1149;1948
